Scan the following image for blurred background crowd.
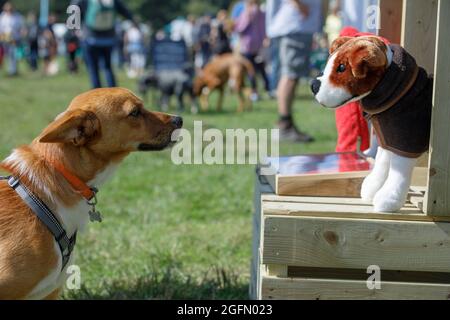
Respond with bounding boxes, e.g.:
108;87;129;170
0;0;378;145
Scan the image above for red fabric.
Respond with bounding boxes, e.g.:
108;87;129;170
334;27;390;153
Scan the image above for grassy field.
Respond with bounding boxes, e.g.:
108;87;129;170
0;65;337;299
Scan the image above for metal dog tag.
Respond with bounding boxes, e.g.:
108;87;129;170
89;209;103;223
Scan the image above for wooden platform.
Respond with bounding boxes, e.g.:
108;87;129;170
250;176;450;300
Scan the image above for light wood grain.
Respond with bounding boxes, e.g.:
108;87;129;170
250;177;267;300
261;200;448;223
288;266;450;284
267;172;368;198
401;0;438;72
425;0;450;217
263;216;450;273
261;276;450;300
379;0;404;44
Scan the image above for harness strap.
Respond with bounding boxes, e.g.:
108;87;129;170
0;176;76;270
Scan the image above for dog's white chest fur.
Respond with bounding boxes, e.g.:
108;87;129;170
25;163;118;299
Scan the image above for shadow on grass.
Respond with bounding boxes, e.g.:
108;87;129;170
64;266;249;300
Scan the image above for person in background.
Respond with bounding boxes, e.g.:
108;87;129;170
170;16;186;42
235;0;270;102
0;2;24;76
0;43;3;68
193;15;212;70
114;21;126;69
323;0;342;46
266;0;321;143
309;33;329;77
124;23;146;79
26;12;39;72
339;0;379;33
64;29;81;73
71;0;138;88
39;27;58;76
183;15;196;60
231;0;246;20
211;23;231;56
229;0;246;51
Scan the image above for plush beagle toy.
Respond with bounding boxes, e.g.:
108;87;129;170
311;36;433;212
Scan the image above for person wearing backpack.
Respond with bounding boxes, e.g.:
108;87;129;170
71;0;137;88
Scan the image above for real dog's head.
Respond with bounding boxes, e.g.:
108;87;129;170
311;36;390;108
193;74;207;97
38;88;183;155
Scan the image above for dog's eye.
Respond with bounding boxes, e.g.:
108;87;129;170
337;64;346;73
129;109;141;118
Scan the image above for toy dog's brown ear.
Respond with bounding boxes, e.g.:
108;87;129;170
349;40;388;79
330;36;353;54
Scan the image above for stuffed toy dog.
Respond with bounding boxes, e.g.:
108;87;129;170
311;36;433;212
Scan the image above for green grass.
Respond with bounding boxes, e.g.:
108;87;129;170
0;64;337;299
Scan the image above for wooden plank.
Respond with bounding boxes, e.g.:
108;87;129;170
263;216;450;273
401;0;438;72
263;200;422;214
411;167;428;187
268;166;425;198
261;201;444;223
261;276;450;300
266;264;288;277
277;176;364;198
250;174;274;300
379;0;404;44
249;259;257;299
288;266;450;284
425;0;450;217
267;171;368;198
250;176;266;300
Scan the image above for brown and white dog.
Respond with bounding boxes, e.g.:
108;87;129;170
193;53;255;112
0;88;182;299
311;36;433;212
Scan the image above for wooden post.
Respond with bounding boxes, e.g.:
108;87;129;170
425;0;450;216
401;0;438;72
379;0;404;44
401;1;438;168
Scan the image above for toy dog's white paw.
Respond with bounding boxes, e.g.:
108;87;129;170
372;180;409;213
361;174;386;202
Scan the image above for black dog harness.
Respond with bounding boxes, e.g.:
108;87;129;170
0;175;77;270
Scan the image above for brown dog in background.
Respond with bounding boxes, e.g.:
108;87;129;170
193;53;255;112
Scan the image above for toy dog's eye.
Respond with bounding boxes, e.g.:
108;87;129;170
337;64;346;73
129;109;141;118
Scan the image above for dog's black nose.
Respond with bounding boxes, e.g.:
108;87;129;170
171;116;183;128
311;79;321;95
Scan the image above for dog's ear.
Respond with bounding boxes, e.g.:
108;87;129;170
330;36;353;54
39;109;100;146
349;39;388;79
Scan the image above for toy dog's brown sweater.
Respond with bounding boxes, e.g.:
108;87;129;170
361;44;433;158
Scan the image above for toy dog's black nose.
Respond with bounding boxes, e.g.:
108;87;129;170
171;116;183;128
311;79;321;95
